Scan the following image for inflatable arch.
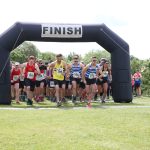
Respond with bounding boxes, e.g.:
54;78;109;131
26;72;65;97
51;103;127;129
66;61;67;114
0;22;132;104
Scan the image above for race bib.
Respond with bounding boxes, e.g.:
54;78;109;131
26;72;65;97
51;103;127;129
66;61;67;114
73;72;80;78
50;81;55;87
56;68;64;78
89;73;96;79
36;73;45;81
13;75;19;81
57;68;63;74
27;72;34;79
103;71;108;77
20;76;24;81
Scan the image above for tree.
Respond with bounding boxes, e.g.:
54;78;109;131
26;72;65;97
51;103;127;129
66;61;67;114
65;52;82;63
40;52;56;62
10;42;39;63
130;56;143;74
130;56;150;96
83;49;110;64
140;59;150;96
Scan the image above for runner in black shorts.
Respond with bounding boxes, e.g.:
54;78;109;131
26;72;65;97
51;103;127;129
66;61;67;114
49;54;67;107
67;55;84;104
35;59;47;102
99;60;111;103
46;64;55;101
19;68;26;102
23;56;40;105
82;56;99;108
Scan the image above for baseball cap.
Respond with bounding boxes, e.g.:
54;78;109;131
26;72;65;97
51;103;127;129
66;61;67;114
15;62;20;66
29;56;35;59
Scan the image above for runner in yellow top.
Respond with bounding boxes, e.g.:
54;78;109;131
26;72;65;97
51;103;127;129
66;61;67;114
53;61;65;81
49;54;67;107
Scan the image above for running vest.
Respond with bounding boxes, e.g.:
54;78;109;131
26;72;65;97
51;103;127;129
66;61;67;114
70;63;82;78
85;64;98;79
53;61;65;81
134;72;141;83
102;66;109;81
36;65;47;81
25;63;36;81
11;68;21;82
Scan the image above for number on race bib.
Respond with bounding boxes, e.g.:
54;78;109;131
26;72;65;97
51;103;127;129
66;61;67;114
36;73;45;81
73;72;80;78
57;68;63;74
89;73;96;79
20;76;24;81
27;72;34;79
50;81;55;87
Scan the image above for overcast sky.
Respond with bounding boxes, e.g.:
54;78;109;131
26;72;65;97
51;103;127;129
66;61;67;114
0;0;150;59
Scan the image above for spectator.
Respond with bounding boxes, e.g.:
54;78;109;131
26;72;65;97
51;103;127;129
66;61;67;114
133;69;142;97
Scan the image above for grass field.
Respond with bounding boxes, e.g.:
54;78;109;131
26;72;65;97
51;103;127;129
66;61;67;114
0;97;150;150
1;96;150;108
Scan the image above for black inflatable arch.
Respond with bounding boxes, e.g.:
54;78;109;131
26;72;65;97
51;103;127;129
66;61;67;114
0;22;132;104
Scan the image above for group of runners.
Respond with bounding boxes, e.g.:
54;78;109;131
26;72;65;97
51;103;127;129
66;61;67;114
11;54;112;107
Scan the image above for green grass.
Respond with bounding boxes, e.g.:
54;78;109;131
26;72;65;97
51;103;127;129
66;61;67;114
0;96;149;108
0;97;150;150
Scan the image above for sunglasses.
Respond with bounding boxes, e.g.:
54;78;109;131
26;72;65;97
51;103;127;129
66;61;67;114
29;58;34;60
93;60;97;61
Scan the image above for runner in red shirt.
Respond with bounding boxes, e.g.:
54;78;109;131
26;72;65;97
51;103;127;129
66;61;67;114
11;62;21;103
23;56;40;105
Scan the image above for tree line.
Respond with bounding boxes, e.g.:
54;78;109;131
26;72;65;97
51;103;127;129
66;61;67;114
10;42;150;96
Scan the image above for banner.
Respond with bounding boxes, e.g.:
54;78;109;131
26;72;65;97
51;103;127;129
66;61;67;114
41;24;82;38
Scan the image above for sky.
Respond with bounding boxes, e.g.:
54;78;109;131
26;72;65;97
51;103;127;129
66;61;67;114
0;0;150;60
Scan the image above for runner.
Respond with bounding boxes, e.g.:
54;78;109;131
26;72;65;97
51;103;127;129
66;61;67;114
19;63;26;102
99;60;111;103
67;55;84;104
79;61;86;102
95;58;107;101
65;64;72;100
49;54;67;107
35;59;47;102
23;56;40;105
46;63;55;102
10;62;15;100
107;68;112;99
11;62;21;103
82;56;99;108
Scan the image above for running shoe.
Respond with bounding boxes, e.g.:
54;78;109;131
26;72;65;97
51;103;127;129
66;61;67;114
57;101;61;107
27;99;33;105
